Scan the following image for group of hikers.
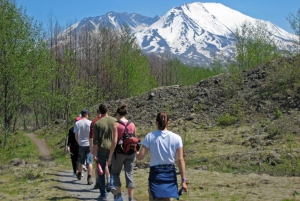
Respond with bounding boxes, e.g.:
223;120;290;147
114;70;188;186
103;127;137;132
66;103;188;201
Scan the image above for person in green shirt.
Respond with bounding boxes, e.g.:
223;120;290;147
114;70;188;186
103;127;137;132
93;103;117;201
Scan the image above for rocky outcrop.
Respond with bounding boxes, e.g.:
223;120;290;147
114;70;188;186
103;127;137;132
104;56;300;137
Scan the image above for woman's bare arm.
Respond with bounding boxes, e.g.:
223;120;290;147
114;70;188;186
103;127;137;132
176;147;188;192
136;145;149;160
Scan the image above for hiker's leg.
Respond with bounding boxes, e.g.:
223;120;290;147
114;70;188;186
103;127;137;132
97;152;108;197
86;149;93;176
108;163;114;189
70;153;77;174
94;162;98;185
124;154;135;198
111;153;126;194
77;146;85;173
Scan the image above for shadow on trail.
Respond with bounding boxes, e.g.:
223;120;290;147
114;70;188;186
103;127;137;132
46;196;77;200
39;156;54;161
47;172;74;177
47;196;102;200
53;185;98;193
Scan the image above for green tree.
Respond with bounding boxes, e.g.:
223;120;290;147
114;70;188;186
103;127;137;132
113;25;157;98
0;0;49;147
287;8;300;51
234;20;281;71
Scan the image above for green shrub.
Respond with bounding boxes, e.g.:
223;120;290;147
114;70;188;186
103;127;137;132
275;108;282;119
23;168;45;180
182;132;193;146
217;113;237;126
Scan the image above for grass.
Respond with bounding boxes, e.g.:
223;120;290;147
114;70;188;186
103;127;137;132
1;107;300;200
0;131;76;201
1;126;300;201
0;131;39;162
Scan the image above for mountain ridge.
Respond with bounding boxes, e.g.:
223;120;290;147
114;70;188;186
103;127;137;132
59;2;297;65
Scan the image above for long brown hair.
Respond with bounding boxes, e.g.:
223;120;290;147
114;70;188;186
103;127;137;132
156;112;169;130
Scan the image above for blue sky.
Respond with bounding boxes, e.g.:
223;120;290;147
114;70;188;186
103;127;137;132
16;0;299;33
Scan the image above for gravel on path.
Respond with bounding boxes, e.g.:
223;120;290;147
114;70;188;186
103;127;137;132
27;133;132;201
58;169;116;200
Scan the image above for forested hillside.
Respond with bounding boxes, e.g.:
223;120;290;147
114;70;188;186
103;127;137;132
0;1;300;200
0;0;299;149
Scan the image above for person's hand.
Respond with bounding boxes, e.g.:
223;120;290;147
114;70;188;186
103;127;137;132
107;156;112;166
181;182;188;192
66;146;70;152
94;156;98;161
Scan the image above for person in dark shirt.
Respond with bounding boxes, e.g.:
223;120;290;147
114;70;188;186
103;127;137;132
66;116;81;176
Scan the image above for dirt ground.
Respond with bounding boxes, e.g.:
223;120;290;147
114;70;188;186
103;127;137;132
27;133;126;201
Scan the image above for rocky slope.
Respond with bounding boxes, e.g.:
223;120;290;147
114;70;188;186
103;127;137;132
43;55;300;177
105;55;300;135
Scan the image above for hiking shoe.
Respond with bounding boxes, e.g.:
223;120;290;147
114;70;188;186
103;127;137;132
76;172;81;180
98;196;108;201
111;188;117;197
114;196;123;201
87;177;93;185
93;182;99;189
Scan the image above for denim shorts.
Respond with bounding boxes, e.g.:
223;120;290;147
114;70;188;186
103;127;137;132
78;146;92;164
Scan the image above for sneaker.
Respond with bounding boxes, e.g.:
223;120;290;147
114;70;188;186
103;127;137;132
111;188;117;198
114;196;123;201
105;183;111;192
87;177;93;185
83;165;87;171
98;196;108;201
76;172;81;180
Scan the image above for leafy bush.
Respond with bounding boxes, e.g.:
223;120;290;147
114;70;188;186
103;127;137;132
266;55;300;93
274;108;282;119
23;168;45;180
217;113;237;126
182;132;193;146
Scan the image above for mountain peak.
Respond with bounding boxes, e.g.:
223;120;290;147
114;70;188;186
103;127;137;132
59;1;297;65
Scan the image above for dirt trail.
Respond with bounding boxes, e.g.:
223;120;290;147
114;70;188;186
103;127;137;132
27;133;52;160
27;133;129;201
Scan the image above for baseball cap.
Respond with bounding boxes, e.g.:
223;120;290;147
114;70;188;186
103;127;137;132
81;110;90;116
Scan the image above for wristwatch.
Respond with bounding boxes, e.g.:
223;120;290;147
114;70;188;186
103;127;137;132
181;178;187;182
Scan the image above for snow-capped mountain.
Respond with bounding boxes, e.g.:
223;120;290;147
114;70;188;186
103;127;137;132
62;11;160;34
60;2;297;65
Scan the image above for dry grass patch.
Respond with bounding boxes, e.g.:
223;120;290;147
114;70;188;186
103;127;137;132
129;167;300;201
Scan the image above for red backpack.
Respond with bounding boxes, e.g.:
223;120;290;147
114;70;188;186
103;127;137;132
115;120;140;155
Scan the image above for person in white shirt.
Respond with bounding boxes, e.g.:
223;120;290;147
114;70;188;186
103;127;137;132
74;109;93;185
136;112;188;201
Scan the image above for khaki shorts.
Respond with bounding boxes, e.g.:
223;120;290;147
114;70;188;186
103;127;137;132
148;188;173;201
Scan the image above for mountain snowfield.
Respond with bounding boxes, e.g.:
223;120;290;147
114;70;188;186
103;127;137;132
60;2;297;65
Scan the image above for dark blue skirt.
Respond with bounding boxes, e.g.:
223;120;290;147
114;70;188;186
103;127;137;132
149;164;179;199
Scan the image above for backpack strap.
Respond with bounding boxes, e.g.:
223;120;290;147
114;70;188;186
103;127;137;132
117;120;131;133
